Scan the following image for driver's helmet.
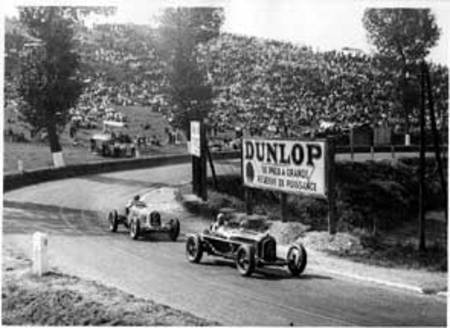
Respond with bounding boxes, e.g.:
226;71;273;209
133;195;140;201
216;213;225;226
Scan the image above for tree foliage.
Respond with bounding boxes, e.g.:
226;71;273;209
363;9;440;133
17;6;115;152
157;7;223;135
363;9;440;63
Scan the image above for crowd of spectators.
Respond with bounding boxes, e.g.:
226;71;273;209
197;33;448;139
4;23;448;144
67;24;171;134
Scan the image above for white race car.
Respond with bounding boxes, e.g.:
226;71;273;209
107;195;180;241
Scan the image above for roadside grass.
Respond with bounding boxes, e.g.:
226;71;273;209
2;249;218;326
3;105;188;174
3;142;107;173
179;158;447;272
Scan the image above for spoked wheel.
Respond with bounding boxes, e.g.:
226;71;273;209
168;218;180;241
108;211;118;232
129;219;140;240
186;235;203;263
286;243;308;276
235;245;255;276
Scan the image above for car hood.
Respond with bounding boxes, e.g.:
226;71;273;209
225;229;271;243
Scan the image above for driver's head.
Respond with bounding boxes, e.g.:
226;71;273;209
217;213;225;225
133;195;140;201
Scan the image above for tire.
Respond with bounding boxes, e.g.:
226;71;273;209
186;235;203;263
108;210;118;232
286;243;308;276
235;244;256;276
168;218;180;241
129;219;140;240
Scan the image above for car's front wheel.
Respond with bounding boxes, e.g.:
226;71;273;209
235;245;255;276
286;243;307;276
108;210;118;232
129;219;140;240
186;235;203;263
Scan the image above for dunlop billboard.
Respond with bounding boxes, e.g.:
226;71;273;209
242;138;327;197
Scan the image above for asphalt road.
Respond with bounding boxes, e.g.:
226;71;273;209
3;161;446;326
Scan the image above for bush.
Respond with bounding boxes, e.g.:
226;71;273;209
206;158;446;234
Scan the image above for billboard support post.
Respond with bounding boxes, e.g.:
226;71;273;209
245;188;253;215
206;145;218;190
327;137;337;235
200;121;207;201
190;120;207;201
281;193;288;222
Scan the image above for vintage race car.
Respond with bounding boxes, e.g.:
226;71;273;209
185;214;307;277
90;121;136;158
107;197;180;241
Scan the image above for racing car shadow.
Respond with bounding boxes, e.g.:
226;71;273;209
252;268;333;281
112;230;185;243
199;258;333;281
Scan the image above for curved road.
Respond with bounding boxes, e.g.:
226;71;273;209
3;161;446;326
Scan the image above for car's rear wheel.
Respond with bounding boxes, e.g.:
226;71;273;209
286;243;307;276
108;210;118;232
186;235;203;263
129;219;140;240
168;218;180;241
235;245;255;276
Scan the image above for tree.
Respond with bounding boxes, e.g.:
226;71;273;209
363;9;445;252
17;7;114;166
362;8;440;136
157;7;223;135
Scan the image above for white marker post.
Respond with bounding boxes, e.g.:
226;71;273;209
32;232;49;276
52;151;65;168
18;159;24;174
405;134;411;146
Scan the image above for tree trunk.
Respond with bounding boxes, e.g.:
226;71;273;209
423;62;448;221
418;63;426;252
47;120;62;153
402;65;410;136
47;118;64;167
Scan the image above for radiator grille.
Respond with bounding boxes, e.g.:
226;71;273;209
261;237;276;262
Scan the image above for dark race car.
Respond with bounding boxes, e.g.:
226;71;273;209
185;213;307;277
107;195;180;241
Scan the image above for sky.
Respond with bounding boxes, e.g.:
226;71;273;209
2;0;449;64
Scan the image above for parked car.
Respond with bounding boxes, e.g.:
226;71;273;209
90;120;136;157
107;195;180;241
185;213;307;277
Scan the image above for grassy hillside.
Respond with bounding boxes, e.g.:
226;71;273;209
3;105;187;174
